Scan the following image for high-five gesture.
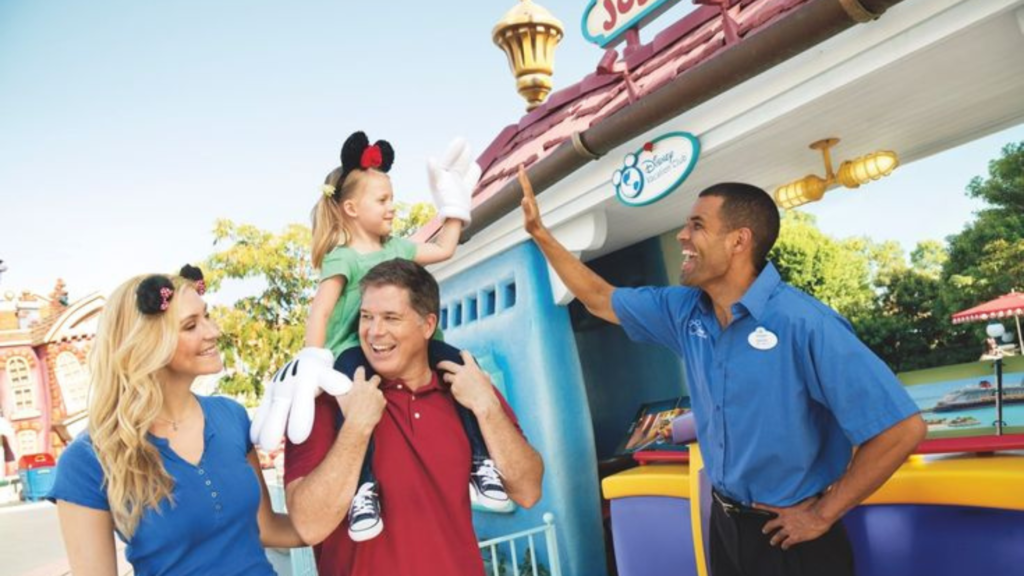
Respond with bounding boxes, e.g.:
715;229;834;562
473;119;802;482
518;165;548;239
428;138;482;224
518;164;619;323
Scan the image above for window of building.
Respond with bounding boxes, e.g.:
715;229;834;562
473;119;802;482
56;351;90;414
8;357;35;412
482;287;497;318
17;429;37;456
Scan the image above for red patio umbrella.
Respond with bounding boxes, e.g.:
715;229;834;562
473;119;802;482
951;290;1024;354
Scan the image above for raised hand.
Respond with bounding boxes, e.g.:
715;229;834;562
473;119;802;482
250;347;352;451
427;137;481;224
518;165;547;239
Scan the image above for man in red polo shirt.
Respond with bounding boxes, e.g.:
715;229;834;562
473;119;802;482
283;259;544;576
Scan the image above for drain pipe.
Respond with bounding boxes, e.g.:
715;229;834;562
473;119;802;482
460;0;906;239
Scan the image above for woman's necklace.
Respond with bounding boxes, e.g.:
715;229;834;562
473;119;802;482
156;401;194;432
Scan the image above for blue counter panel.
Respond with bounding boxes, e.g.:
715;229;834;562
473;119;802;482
844;504;1024;576
610;496;697;576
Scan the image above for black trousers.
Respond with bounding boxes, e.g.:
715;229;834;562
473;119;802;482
709;491;854;576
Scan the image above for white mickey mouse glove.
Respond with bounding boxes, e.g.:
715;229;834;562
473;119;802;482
427;137;482;225
250;347;353;451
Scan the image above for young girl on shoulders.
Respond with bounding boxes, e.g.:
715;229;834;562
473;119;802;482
252;131;510;543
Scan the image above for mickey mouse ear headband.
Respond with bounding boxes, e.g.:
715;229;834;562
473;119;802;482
135;264;206;315
179;264;206;296
324;131;395;200
136;276;176;315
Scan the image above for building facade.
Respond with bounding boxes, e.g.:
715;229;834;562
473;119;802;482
0;281;103;476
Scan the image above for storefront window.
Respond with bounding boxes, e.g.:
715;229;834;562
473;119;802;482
17;429;37;456
55;351;89;414
8;357;36;412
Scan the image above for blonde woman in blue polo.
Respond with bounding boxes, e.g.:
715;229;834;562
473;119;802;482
50;267;303;575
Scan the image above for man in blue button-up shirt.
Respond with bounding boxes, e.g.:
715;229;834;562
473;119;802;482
519;168;926;576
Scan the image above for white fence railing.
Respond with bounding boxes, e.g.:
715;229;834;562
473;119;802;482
478;512;562;576
269;480;561;576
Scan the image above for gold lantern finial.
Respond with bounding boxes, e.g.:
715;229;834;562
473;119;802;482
773;138;899;209
493;0;564;111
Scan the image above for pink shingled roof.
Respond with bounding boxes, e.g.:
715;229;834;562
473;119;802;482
415;0;811;241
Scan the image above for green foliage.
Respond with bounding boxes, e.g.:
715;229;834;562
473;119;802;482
392;202;437;238
944;141;1024;297
769;211;874;319
936;141;1024;363
858;141;1023;369
856;253;950;372
768;136;1021;371
202;203;435;401
966;142;1024;211
203;220;315;402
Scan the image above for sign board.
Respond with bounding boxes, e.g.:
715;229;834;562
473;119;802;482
612;132;700;207
582;0;686;48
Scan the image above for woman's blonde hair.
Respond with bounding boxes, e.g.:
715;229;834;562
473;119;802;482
87;273;194;538
311;168;389;269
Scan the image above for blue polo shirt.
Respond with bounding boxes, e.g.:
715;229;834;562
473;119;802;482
49;395;275;576
612;262;919;507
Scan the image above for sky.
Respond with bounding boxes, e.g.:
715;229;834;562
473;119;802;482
2;1;1022;303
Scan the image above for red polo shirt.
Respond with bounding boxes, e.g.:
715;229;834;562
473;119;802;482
285;373;520;576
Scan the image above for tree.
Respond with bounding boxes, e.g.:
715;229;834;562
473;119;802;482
856;244;948;372
203;220;315;401
769;210;874;319
204;202;437;401
392;202;437;238
938;141;1024;362
944;141;1024;296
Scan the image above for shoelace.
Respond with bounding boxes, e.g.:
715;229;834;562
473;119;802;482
473;459;504;490
351;484;379;517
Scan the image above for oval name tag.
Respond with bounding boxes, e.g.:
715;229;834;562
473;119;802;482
748;327;778;351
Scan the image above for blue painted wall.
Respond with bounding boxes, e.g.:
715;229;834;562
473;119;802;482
569;237;688;459
440;242;608;576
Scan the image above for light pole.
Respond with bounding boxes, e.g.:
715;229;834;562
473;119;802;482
986;322;1007;436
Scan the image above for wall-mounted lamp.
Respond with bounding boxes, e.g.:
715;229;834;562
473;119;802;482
773;138;899;209
493;0;564;111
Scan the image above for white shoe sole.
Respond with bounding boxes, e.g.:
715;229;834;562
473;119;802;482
349;519;384;542
470;485;515;513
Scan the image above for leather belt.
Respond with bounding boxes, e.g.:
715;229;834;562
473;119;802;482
712;489;776;519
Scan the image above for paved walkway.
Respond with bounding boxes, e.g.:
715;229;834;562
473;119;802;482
0;501;132;576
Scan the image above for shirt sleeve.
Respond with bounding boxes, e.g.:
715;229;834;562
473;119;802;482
47;436;110;511
805;311;921;445
612;286;688;350
388;237;418;261
284;394;340;486
320;247;355;282
216;396;255;454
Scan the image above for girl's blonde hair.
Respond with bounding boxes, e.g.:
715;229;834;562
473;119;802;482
87;273;195;538
310;168;389;269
